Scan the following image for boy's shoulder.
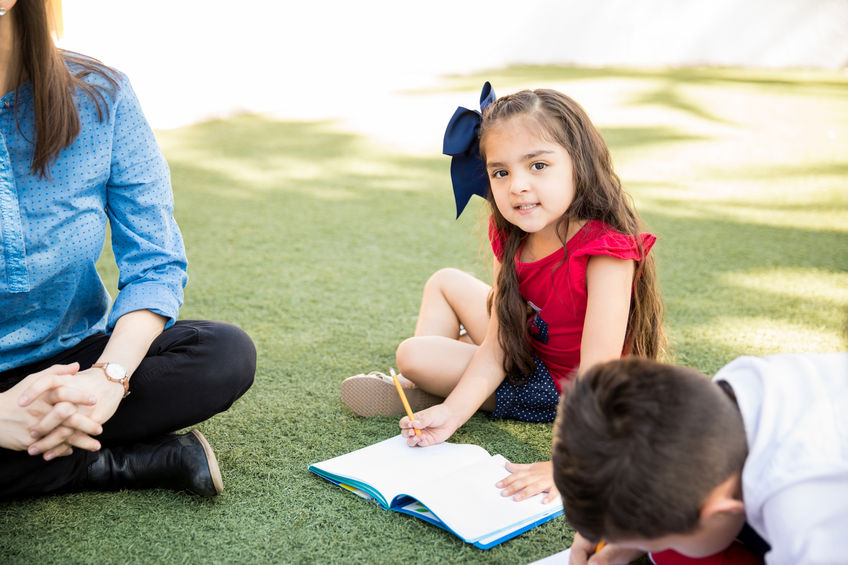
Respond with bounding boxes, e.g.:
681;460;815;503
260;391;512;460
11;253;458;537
719;352;848;559
714;353;848;425
715;352;847;387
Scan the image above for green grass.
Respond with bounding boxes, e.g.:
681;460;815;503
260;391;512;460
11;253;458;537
2;65;846;564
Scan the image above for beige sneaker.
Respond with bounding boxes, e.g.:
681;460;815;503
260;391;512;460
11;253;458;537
340;371;441;417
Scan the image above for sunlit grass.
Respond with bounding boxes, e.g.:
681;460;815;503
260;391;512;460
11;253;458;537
2;65;846;564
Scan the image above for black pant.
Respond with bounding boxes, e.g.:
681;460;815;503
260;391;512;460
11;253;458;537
0;320;256;499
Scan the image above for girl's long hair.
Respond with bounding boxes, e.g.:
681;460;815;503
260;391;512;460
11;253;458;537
10;0;118;177
479;89;666;384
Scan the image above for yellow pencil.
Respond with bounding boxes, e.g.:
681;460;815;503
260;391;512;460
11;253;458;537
593;541;606;554
390;368;421;437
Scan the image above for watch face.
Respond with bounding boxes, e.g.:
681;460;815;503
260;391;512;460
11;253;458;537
105;364;126;380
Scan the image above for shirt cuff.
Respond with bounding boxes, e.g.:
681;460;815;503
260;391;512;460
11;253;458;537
108;282;182;330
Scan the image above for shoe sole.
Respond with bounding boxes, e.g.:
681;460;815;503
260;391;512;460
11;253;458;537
340;375;441;417
190;429;224;496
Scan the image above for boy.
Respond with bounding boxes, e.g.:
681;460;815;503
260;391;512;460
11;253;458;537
552;353;848;565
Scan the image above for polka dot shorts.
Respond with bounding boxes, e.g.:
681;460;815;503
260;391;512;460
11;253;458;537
490;357;559;423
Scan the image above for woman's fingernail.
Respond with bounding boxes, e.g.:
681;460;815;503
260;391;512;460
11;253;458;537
30;429;38;437
17;395;28;406
28;446;39;455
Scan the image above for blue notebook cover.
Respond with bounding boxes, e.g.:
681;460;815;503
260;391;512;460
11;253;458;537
308;435;563;549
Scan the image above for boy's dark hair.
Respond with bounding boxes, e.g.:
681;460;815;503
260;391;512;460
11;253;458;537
551;357;747;542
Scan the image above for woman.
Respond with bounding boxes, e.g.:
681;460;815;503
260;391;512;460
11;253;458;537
0;0;255;498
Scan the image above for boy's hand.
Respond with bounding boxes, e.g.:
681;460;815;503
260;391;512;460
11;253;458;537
569;533;645;565
497;460;560;503
569;534;599;565
399;403;459;447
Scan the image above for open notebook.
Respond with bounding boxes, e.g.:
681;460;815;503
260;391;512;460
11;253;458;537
308;435;563;549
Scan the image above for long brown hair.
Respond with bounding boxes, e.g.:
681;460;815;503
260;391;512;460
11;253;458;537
479;88;666;383
10;0;117;177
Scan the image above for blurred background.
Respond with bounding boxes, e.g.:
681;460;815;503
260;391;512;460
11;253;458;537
53;0;848;152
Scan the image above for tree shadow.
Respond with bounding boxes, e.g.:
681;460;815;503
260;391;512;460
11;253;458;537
155;113;846;377
46;83;848;563
708;160;848;181
432;64;848;95
424;64;848;130
625;82;732;124
640;205;847;372
599;125;710;151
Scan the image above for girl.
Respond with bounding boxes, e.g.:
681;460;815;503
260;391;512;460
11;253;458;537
343;82;664;502
0;0;255;499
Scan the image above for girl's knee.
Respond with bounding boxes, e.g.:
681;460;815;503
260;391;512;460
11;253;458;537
395;337;425;380
424;267;465;293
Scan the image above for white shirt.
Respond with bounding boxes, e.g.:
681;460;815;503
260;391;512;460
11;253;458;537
715;353;848;565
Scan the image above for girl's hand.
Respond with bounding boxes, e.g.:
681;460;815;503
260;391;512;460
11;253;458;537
399;403;460;447
0;364;101;457
569;534;645;565
497;460;560;503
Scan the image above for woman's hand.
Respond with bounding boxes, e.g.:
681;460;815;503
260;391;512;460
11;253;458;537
0;363;101;458
18;365;123;459
22;310;167;459
497;460;560;503
399;403;461;447
569;534;645;565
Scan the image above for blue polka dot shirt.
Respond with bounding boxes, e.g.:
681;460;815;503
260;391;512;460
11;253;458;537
0;63;187;372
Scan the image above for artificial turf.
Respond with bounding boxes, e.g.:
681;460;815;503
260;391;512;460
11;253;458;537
1;65;845;564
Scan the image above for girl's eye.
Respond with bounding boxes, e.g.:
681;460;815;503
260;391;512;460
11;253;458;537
531;162;547;171
492;170;508;179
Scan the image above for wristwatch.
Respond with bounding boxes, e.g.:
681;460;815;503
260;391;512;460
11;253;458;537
92;362;131;397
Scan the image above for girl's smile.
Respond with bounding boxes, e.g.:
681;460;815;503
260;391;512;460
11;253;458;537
482;116;575;253
516;203;539;213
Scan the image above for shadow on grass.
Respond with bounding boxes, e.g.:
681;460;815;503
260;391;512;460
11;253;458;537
433;64;848;95
625;83;731;124
708;160;848;181
157;113;845;373
600;125;709;150
641;206;847;370
425;64;848;130
54;99;844;564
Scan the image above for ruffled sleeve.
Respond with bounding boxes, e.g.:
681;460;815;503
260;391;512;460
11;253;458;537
570;220;656;262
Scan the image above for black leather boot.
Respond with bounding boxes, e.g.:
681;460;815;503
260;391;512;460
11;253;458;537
86;429;223;497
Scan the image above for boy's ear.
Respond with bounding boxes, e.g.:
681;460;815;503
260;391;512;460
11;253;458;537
700;472;745;520
700;496;745;520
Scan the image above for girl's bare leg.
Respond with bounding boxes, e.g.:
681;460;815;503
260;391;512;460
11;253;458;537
413;268;490;343
397;268;495;411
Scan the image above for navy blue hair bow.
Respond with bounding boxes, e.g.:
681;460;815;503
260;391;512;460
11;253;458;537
443;82;496;218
